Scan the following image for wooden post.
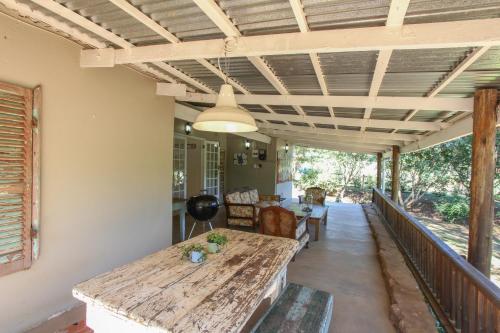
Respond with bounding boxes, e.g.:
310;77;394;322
376;153;382;189
391;146;400;203
468;88;498;277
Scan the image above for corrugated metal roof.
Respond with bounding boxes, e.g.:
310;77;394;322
269;105;299;115
439;71;500;97
388;48;472;73
2;0;498;153
320;51;378;74
302;106;331;117
263;54;321;95
241;104;271;113
333;108;364;119
220;0;299;36
207;57;279;94
404;0;500;25
303;0;390;30
370;109;410;121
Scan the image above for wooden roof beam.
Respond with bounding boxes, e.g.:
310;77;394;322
81;18;500;65
169;91;473;112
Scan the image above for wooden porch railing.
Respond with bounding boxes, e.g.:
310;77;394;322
372;188;499;333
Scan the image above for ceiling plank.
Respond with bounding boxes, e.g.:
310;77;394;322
172;92;473;112
80;18;500;65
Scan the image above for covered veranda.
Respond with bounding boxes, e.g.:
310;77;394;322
1;0;499;333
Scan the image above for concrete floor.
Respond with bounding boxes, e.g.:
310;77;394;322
288;203;396;333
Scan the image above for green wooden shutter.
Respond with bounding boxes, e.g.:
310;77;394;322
0;81;33;276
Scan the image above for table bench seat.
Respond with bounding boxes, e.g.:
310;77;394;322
253;283;333;333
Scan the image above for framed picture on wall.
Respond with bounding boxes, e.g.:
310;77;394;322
233;153;247;166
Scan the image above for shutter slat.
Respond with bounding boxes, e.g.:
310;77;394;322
0;81;33;276
0;107;26;117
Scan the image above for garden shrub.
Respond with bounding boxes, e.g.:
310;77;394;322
436;195;469;223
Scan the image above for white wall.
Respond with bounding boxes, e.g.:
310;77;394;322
0;15;175;332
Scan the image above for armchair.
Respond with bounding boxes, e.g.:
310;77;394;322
224;189;280;228
299;187;327;206
259;206;309;253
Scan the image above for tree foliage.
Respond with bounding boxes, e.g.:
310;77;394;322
294;146;374;201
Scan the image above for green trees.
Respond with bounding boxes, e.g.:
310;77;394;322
294;146;374;201
293;131;498;223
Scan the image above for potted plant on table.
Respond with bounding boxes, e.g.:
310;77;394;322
182;243;207;263
206;232;228;253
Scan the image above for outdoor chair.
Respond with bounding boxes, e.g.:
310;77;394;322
259;206;309;253
224;188;280;228
299;187;327;206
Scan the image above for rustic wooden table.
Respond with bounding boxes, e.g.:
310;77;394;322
287;203;328;241
73;229;299;333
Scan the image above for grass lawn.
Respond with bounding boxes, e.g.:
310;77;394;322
415;215;500;287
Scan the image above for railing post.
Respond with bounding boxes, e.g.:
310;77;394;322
391;145;400;203
468;88;497;277
376;152;382;189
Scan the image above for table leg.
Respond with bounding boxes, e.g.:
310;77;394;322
314;220;319;241
180;209;186;241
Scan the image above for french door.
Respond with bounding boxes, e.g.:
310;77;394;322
172;135;187;199
204;141;220;197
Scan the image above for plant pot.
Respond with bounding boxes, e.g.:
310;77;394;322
207;242;219;254
190;250;205;263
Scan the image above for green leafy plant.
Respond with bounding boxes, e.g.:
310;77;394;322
436;196;469;224
206;232;228;246
181;243;207;261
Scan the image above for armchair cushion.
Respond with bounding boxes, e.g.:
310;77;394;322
240;191;252;204
225;192;242;204
249;189;259;204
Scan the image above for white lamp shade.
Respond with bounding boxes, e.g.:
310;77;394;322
193;84;258;133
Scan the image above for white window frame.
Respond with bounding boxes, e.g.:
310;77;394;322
203;140;220;198
172;134;187;199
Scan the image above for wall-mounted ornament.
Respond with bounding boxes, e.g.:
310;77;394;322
233;153;247;166
258;149;267;161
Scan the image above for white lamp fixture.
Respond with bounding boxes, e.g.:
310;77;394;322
193;84;258;133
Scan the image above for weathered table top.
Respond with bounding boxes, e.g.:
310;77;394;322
287;203;328;220
73;228;299;333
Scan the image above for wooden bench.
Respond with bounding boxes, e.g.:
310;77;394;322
252;283;333;333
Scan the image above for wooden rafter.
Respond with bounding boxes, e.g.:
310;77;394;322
192;0;306;125
171;91;473;112
258;123;418;142
361;0;410;131
80;18;500;65
289;0;335;127
259;128;401;146
400;46;491;123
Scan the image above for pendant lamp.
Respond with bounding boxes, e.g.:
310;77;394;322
193;84;258;133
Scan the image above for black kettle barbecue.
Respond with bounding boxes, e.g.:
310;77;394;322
186;193;219;239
